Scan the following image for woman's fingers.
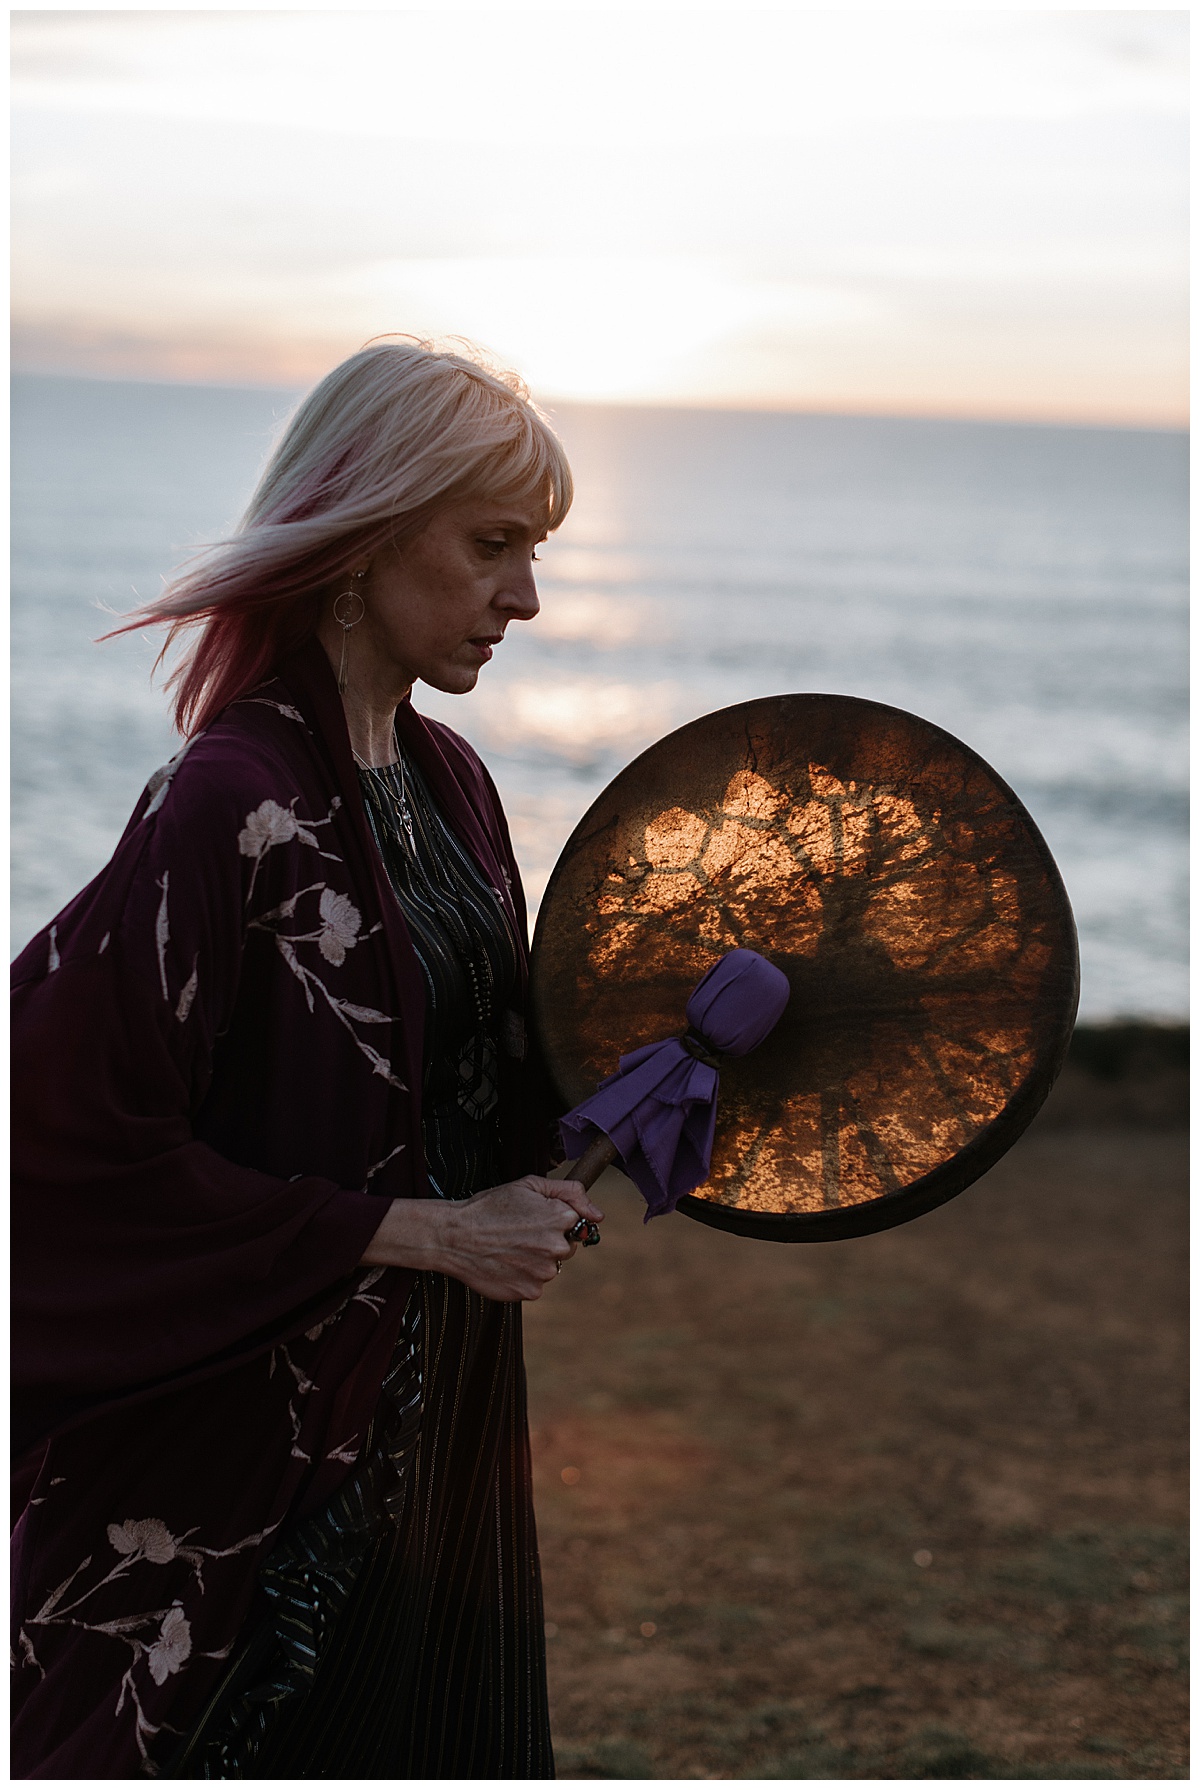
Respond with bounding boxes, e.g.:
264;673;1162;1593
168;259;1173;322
528;1175;604;1225
447;1176;604;1301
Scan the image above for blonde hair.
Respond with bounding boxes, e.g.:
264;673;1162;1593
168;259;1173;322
118;337;573;735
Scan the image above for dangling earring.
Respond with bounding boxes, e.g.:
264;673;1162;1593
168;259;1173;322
333;571;366;695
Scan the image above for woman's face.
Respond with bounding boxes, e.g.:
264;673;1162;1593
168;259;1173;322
359;495;546;697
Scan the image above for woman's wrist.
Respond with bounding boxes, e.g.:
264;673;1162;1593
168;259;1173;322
360;1197;460;1273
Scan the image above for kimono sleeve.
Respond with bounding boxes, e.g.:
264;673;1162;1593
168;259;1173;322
11;738;389;1428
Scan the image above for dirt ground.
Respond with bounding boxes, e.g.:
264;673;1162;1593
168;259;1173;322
524;1062;1187;1779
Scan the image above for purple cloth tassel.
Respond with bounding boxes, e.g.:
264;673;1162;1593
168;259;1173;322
559;948;791;1220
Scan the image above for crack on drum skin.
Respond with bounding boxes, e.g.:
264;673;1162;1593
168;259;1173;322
843;1082;904;1198
819;1088;841;1208
913;1029;982;1144
559;809;622;872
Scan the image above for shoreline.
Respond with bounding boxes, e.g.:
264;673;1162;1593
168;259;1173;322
1042;1022;1188;1129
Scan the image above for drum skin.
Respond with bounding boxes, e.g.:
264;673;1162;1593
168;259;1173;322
530;694;1079;1241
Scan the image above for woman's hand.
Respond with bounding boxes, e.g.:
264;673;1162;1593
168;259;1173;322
360;1176;604;1303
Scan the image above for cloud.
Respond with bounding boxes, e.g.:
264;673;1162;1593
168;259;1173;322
10;11;1188;421
12;11;1188;140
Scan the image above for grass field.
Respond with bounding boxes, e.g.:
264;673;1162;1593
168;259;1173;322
524;1047;1187;1779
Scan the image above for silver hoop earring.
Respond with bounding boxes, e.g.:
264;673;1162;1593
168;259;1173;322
333;573;366;695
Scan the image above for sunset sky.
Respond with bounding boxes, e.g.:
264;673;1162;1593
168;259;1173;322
11;7;1188;423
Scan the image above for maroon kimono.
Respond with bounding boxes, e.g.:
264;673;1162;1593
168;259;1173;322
11;640;554;1777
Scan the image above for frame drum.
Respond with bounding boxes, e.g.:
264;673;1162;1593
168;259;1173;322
530;694;1078;1241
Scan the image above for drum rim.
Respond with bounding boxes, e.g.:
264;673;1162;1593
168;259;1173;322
532;691;1080;1242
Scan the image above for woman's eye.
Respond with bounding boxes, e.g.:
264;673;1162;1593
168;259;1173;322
478;538;507;556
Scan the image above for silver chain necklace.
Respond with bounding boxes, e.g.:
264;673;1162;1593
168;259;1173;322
353;732;416;851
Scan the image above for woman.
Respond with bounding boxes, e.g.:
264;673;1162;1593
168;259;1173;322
12;340;602;1778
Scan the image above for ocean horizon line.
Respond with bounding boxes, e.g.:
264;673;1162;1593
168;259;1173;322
10;366;1187;439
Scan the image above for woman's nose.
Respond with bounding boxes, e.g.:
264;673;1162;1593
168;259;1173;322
502;563;540;621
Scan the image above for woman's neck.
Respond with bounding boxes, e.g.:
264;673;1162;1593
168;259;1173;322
340;686;406;767
315;623;412;767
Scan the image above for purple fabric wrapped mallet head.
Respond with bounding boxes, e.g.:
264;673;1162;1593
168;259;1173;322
558;948;791;1220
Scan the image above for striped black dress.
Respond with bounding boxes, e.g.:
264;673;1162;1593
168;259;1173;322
169;745;553;1779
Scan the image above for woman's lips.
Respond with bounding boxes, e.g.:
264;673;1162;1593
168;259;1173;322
468;636;501;662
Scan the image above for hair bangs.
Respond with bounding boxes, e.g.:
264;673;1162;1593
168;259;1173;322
468;408;574;533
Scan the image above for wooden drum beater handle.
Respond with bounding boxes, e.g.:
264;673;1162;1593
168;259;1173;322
562;1133;616;1247
570;1132;619;1191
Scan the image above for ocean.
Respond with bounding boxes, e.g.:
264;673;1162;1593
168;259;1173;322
11;373;1188;1021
